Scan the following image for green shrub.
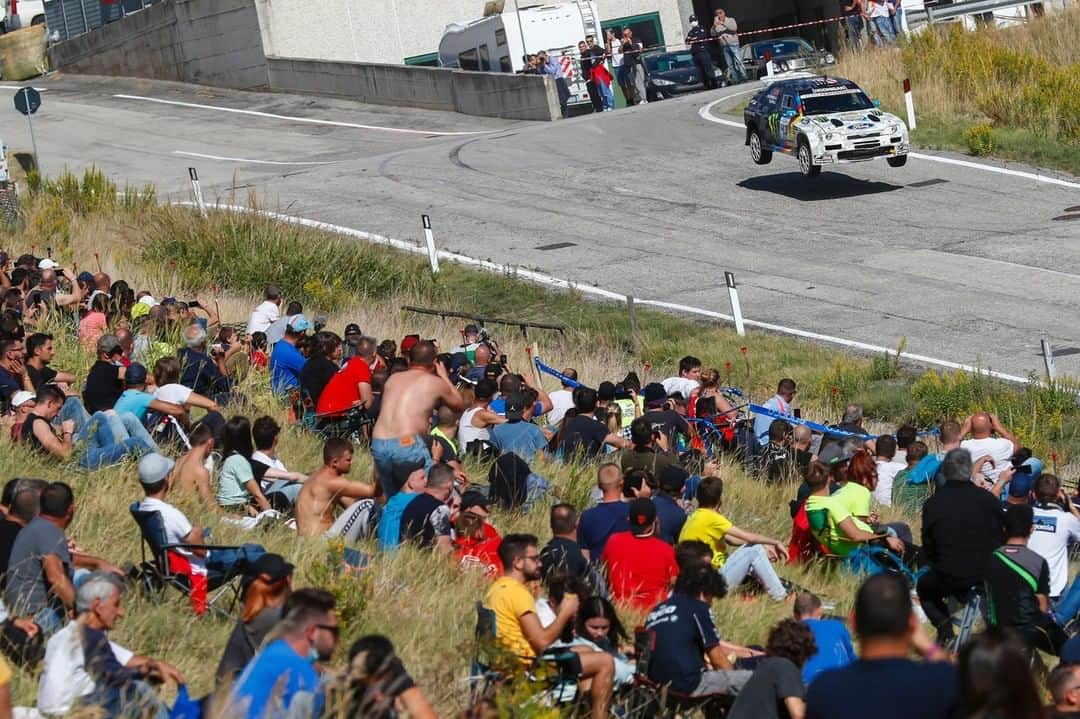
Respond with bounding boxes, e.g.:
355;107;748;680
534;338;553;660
964;123;996;156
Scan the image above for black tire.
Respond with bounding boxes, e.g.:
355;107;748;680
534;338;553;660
887;154;908;168
749;129;772;165
797;139;821;177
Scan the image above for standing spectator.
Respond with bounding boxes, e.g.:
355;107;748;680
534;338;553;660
887;0;903;35
729;619;817;719
577;40;603;113
794;592;856;685
842;0;865;48
984;504;1066;657
679;477;789;601
620;28;648;105
245;285;282;336
547;368;577;426
536;51;571;118
712;9;747;83
540;503;590;582
607;28;634;104
269;315;310;395
754;379;797;448
806;574;956;719
578;464;629;559
83;334;127;413
960;412;1020;483
643;563;751;696
686;15;718;90
229;589;339;719
215;553;293;685
866;0;895;44
585;35;614;111
917;449;1004;642
24;332;76;391
872;435;904;506
601;498;679;610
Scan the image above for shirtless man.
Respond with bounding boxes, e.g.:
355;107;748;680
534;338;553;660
172;424;215;505
371;341;464;497
295;438;377;537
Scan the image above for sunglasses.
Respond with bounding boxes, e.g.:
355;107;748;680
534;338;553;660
317;623;340;638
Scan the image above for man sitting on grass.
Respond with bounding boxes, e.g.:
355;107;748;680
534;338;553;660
296;438;377;539
484;533;615;718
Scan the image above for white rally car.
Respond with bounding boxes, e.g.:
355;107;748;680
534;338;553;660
743;76;910;177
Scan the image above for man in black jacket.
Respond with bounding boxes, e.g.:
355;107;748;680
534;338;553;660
917;448;1005;641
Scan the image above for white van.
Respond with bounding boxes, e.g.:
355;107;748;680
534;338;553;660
2;0;45;31
439;0;600;108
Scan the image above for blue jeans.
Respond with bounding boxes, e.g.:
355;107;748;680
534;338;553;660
846;15;864;48
892;7;904;35
79;412;156;470
873;16;896;43
206;543;265;583
720;544;787;601
60;396;91;437
81;679;168;719
1056;576;1080;626
722;45;747;82
371;435;433;497
524;474;550;513
597;80;614;110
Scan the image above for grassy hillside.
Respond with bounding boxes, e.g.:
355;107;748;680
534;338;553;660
1;170;1078;713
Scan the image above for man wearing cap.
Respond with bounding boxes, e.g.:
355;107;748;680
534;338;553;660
341;323;364;361
3;389;35;438
490;392;552;462
620;416;679;478
137;452;265;613
246;285;283;337
24;332;76;392
641;383;690;452
113;362;186;426
917;448;1005;642
548;368;577;426
686;15;718;90
654;465;690;543
83;335;128;413
269;315;310;395
601;498;679;611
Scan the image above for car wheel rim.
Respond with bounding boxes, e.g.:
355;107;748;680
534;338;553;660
750;134;761;161
800;146;810;173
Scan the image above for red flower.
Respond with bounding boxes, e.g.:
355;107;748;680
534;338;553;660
832;386;839;396
739;347;748;354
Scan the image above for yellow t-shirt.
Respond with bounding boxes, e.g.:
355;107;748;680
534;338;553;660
484;576;537;661
805;493;873;557
833;482;872;521
678;507;734;567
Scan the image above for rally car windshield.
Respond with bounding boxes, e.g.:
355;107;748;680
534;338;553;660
752;40;813;59
801;89;874;115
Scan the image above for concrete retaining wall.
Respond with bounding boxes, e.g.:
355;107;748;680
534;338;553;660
267;57;561;122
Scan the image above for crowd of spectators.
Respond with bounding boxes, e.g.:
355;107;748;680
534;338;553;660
1;250;1080;719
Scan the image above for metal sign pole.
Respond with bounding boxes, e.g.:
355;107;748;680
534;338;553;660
24;102;40;170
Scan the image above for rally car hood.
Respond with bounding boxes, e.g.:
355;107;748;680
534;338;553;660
804;110;903;132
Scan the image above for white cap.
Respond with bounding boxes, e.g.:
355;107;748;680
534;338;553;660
37;258;59;270
138;295;158;307
10;391;34;409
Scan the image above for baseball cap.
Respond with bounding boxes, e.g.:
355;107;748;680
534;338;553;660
597;381;617;402
138;453;175;485
96;334;122;356
37;258;59;270
643;382;667;406
252;553;294;582
1008;472;1035;499
287;314;312;333
400;334;420;355
1020;457;1044;479
818;442;854;466
125;362;148;386
10;390;34;409
659;464;690;494
460;490;490;514
344;323;362;337
138;295;158;308
77;271;95;284
505;392;526;421
627;497;657;534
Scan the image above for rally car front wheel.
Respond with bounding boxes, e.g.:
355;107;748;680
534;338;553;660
750;129;772;165
797;139;821;178
887;155;908;168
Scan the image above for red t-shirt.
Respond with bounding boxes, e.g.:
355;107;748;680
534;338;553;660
601;531;679;611
456;524;503;578
316;357;372;416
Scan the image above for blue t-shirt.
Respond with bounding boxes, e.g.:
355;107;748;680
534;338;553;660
652;493;687;544
270;341;306;395
231;639;322;719
801;618;856;685
490;421;549;461
178;348;231;397
113;389;154;421
489;396;544;417
378;491;418;552
644;593;720;694
0;366;19;404
806;658;958;719
578;501;629;559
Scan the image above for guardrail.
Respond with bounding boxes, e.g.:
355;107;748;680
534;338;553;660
905;0;1040;25
43;0;155;43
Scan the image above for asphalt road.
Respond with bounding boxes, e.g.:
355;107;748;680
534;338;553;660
2;74;1078;380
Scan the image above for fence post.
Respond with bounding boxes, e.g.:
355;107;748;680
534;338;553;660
725;272;745;336
903;78;917;131
188;168;207;217
421;214;440;275
1042;338;1057;383
626;295;638;353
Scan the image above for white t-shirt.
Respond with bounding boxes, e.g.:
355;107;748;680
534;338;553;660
139;497;205;572
1029;504;1080;596
549;389;575;425
960;437;1015;482
873;459;906;506
246;300;281;336
154;383;193;406
869;0;890;17
609;42;624;67
37;621;134;715
662;376;699;400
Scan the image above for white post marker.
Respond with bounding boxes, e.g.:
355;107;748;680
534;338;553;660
725;271;745;336
422;214;440;275
764;51;775;78
903;78;917;131
1041;338;1057;382
188;167;207;217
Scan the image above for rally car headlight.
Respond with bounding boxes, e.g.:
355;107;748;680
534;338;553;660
886;124;899;134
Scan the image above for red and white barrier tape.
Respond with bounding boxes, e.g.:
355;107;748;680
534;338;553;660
737;15;847;38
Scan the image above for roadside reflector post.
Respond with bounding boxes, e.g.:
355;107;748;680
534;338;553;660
903;78;917;131
764;50;775;78
626;295;639;354
188;167;207;217
725;272;746;336
1042;338;1057;383
422;214;440;275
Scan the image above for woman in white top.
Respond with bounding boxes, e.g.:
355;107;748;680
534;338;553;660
152;355;220;417
458;379;505;454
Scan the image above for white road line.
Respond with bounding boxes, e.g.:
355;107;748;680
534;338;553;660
113;94;495;136
175;199;1032;384
699;96;1080;189
0;85;47;91
173;150;338;166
